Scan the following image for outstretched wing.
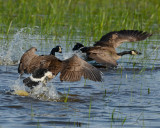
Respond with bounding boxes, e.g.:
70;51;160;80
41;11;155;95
94;30;152;48
60;55;103;82
18;47;37;74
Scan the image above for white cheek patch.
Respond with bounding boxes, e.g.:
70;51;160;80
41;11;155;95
59;47;62;53
131;51;137;55
44;71;55;79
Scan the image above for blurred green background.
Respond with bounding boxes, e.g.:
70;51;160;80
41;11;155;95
0;0;159;41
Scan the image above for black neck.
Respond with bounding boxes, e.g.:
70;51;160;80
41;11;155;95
80;47;89;53
23;77;40;89
50;48;56;55
117;51;131;56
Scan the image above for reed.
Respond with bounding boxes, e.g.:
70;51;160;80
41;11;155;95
0;0;159;38
0;1;159;127
88;97;92;119
31;103;34;118
64;87;70;103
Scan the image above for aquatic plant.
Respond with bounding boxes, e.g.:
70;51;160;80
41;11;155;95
0;0;159;37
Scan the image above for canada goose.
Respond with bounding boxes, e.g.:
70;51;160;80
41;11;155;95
18;47;103;82
23;68;54;89
72;30;152;67
50;45;62;55
18;45;62;74
72;43;84;51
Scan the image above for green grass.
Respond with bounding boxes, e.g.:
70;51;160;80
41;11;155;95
0;1;158;127
0;0;159;55
31;103;35;119
88;97;92;119
0;0;160;39
37;120;41;128
64;87;70;103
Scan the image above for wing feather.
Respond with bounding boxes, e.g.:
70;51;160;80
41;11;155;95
18;47;38;74
94;30;152;48
60;55;102;82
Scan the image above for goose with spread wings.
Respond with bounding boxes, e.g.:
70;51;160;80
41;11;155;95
18;47;103;82
18;45;62;74
72;30;152;67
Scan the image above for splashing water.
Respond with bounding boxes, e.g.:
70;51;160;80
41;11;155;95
0;27;40;65
6;77;29;96
0;27;61;101
30;83;60;101
10;77;26;91
9;77;60;101
63;50;86;60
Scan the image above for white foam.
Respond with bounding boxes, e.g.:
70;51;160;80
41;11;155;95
9;76;60;101
0;27;40;65
9;77;27;92
30;82;59;101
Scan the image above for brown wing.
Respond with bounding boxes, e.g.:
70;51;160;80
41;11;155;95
18;47;37;74
89;53;117;67
27;55;62;76
60;55;102;82
88;47;118;67
94;30;152;48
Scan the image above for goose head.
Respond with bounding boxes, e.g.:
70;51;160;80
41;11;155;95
72;43;84;51
50;45;62;55
130;50;142;55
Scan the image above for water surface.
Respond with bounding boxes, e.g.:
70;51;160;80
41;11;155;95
0;28;160;128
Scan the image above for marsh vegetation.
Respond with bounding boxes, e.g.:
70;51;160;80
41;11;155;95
0;0;160;128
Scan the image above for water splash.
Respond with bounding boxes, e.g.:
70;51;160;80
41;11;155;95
30;83;60;101
0;27;40;65
10;77;25;90
9;77;60;101
9;77;28;95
